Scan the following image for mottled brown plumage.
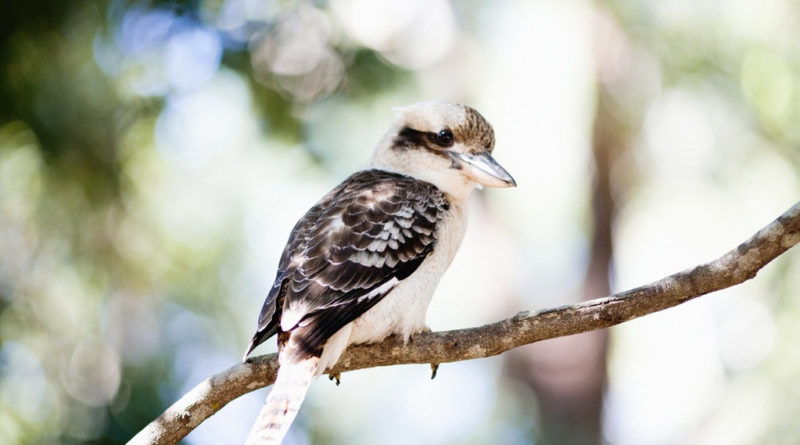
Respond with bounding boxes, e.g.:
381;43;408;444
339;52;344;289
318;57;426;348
461;107;495;153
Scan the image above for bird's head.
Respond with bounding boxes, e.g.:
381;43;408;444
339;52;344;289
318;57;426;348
370;101;516;199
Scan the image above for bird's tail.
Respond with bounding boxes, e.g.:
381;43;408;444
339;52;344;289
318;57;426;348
245;355;319;445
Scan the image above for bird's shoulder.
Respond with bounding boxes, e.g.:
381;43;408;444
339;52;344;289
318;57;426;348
275;168;450;337
281;169;450;270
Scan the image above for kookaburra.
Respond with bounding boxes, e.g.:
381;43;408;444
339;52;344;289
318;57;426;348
243;101;515;444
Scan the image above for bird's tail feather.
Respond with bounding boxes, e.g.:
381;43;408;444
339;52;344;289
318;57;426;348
245;355;319;445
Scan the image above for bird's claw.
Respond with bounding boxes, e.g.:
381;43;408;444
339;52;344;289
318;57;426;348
430;363;439;380
408;326;433;344
329;372;341;386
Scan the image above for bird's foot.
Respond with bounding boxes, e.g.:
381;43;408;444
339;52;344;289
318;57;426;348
408;325;432;344
329;372;341;386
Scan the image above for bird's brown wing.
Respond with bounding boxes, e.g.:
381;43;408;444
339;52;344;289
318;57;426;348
245;169;449;359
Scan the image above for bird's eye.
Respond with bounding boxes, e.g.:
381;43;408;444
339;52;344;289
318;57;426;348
435;129;454;147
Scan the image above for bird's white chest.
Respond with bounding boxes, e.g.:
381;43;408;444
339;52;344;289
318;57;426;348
317;202;467;372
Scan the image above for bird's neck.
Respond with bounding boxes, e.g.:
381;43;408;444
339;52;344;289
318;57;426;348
367;128;478;203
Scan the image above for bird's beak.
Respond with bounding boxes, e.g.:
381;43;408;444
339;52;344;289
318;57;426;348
448;151;517;188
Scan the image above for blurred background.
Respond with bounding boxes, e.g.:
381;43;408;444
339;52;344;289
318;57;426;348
1;0;799;444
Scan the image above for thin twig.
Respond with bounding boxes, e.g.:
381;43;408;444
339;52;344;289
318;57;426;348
129;201;800;445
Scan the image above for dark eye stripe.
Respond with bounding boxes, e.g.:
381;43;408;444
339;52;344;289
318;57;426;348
394;127;429;148
394;127;456;150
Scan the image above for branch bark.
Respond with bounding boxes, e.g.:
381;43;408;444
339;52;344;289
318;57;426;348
130;201;800;445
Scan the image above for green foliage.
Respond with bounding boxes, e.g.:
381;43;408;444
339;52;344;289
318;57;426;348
0;1;412;443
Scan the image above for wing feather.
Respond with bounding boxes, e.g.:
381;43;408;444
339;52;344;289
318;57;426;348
245;169;449;358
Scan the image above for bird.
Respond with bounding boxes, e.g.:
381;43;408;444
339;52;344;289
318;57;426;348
242;101;515;444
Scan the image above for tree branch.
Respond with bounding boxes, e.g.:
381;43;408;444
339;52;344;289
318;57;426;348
129;201;800;445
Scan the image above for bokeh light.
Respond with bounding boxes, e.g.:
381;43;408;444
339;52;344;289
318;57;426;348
1;0;799;444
